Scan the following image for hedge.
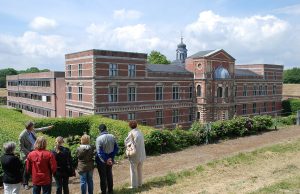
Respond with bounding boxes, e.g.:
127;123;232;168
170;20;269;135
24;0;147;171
282;98;300;116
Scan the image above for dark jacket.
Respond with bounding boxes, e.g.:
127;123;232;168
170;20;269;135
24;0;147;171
0;153;23;184
76;145;95;173
52;146;73;177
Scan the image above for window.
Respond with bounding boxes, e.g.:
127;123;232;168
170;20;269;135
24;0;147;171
68;110;72;117
128;64;136;77
263;102;267;112
225;87;229;98
78;86;83;101
189;108;194;122
259;85;263;95
128;86;136;102
272;101;276;112
243;85;247;96
155;85;163;100
264;85;268;95
272;85;276;95
67;65;72;77
217;87;223;98
78;64;83;77
274;72;277;80
172;109;179;123
253;85;257;96
234;105;237;113
197;85;201;97
197;112;201;120
67;86;72;100
109;114;118;120
253;103;257;113
109;86;118;102
242;104;247;115
46;96;51;102
234;85;237;97
109;64;118;77
156;110;163;125
79;112;83;117
189;86;193;98
128;113;135;120
142;120;147;125
172;85;179;100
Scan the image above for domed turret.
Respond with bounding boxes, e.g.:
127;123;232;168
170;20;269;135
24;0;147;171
176;36;188;64
214;66;231;79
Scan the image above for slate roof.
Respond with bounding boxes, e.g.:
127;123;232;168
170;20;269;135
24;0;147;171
188;50;216;59
146;63;192;74
235;69;260;77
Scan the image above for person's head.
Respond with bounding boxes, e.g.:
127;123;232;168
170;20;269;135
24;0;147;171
98;124;107;133
81;134;90;145
3;141;16;154
129;120;137;129
55;136;64;146
34;136;47;150
25;121;34;131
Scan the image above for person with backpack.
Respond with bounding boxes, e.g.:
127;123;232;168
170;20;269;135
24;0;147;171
95;124;119;194
52;136;74;194
76;134;95;194
125;120;146;188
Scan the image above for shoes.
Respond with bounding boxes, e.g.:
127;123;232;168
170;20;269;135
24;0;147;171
24;185;30;190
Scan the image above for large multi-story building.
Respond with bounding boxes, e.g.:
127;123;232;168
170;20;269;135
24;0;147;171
7;39;283;128
7;71;65;118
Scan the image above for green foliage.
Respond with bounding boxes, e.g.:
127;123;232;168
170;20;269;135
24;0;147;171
282;98;300;116
276;115;296;125
252;115;273;131
283;67;300;84
147;50;171;64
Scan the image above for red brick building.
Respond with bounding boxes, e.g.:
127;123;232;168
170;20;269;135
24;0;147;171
6;71;65;117
6;40;283;128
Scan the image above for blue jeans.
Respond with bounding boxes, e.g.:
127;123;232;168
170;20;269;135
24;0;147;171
32;184;51;194
79;170;94;194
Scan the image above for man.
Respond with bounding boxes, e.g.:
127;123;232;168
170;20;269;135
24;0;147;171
19;121;53;190
96;124;119;194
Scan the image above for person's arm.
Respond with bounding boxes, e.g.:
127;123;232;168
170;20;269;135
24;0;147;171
98;146;110;163
34;125;54;132
26;154;32;174
109;142;119;160
50;152;57;175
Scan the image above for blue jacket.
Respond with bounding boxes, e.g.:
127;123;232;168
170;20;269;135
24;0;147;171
96;131;119;164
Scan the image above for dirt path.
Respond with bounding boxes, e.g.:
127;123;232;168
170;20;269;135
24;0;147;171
21;125;300;194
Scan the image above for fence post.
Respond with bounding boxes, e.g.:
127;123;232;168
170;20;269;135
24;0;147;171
297;110;300;126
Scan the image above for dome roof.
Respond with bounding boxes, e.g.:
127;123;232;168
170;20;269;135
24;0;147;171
177;42;186;48
214;66;231;79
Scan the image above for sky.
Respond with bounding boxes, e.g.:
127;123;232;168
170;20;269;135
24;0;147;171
0;0;300;70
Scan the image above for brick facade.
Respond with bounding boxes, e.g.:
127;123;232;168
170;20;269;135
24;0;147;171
6;47;283;128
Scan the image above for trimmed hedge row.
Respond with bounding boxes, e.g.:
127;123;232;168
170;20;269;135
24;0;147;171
282;98;300;116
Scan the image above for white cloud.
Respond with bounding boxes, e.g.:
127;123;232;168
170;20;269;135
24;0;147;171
113;9;142;21
274;4;300;15
184;10;294;65
0;31;66;69
29;16;57;30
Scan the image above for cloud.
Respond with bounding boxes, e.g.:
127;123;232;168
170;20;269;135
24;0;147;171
184;10;294;65
0;31;66;69
274;4;300;15
113;9;142;20
29;16;57;30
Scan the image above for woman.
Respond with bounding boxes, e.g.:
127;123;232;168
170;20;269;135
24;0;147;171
125;120;146;188
26;136;57;194
0;141;22;194
52;136;74;194
76;134;94;194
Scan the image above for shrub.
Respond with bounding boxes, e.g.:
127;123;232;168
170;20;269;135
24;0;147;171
276;115;297;125
252;115;273;131
282;98;300;116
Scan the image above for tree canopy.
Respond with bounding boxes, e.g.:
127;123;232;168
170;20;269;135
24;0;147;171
283;67;300;84
147;50;171;64
0;67;50;88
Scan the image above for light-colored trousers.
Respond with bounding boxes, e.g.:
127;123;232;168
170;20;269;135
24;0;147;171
130;161;143;188
3;183;21;194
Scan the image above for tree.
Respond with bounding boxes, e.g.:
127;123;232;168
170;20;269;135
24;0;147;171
0;68;18;88
283;67;300;84
147;50;171;64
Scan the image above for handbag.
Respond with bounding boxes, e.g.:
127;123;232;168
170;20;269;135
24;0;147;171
125;133;137;157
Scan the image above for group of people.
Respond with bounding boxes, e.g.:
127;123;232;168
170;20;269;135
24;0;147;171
0;120;146;194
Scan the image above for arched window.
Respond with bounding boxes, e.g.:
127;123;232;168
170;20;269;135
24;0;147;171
217;87;223;98
197;85;201;97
